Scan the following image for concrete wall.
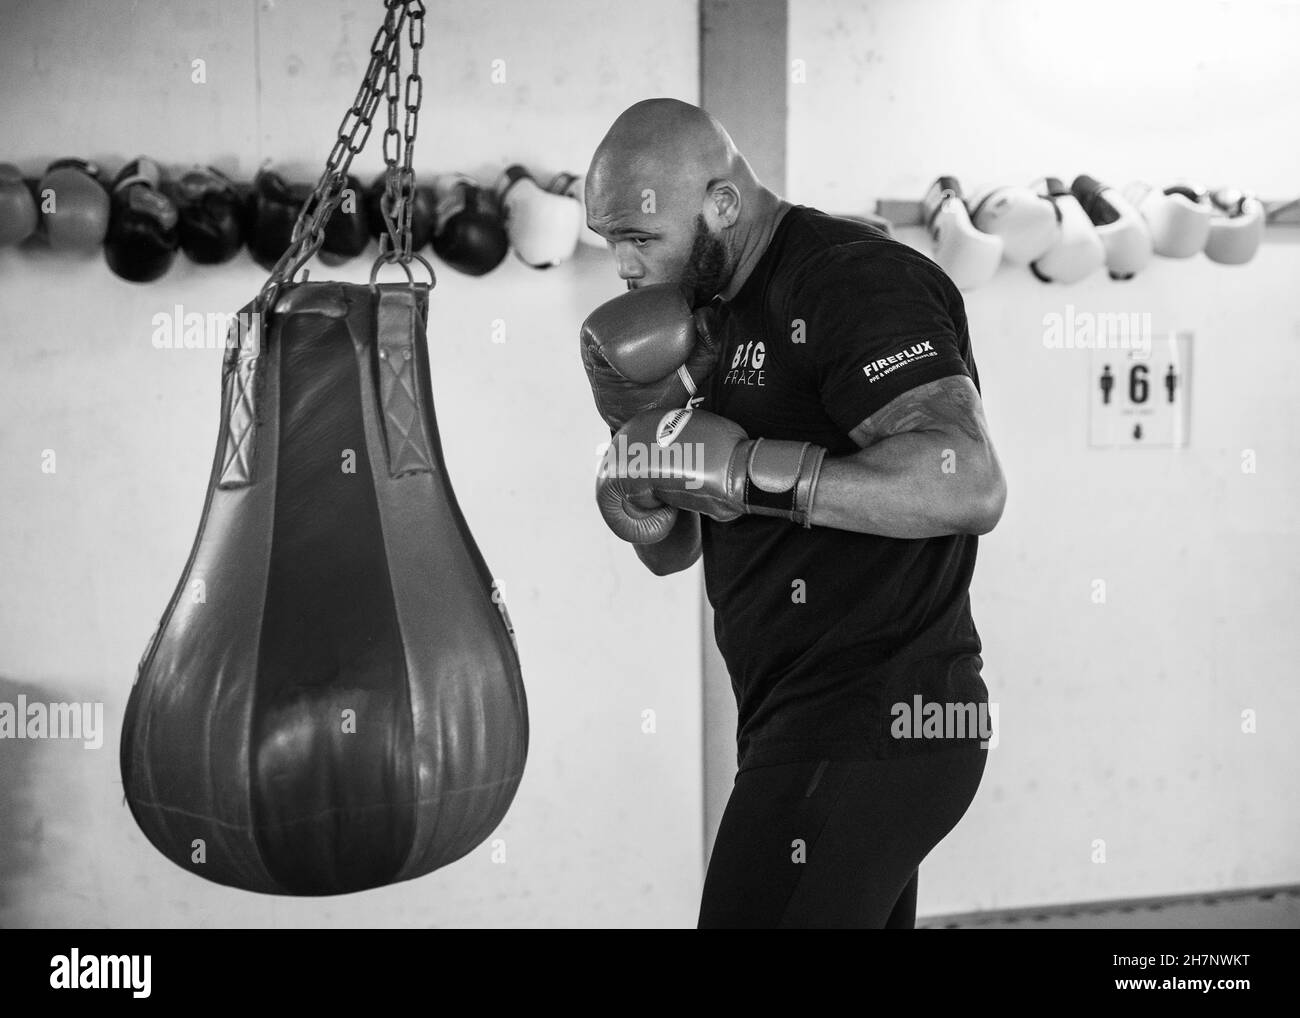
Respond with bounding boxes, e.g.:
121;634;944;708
2;0;1295;927
787;0;1300;913
0;0;702;928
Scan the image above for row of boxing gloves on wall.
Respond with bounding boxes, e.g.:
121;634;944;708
915;175;1268;290
0;157;603;283
0;159;1271;289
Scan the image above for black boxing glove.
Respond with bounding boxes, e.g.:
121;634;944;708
408;184;435;251
105;157;179;283
319;173;370;265
431;173;509;276
365;174;436;252
244;168;311;271
169;166;243;264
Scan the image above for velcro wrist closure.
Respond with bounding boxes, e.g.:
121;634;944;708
741;438;828;527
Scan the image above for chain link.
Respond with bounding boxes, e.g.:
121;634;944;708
377;0;425;264
257;0;426;312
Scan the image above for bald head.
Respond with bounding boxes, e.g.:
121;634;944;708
585;98;782;302
588;98;756;214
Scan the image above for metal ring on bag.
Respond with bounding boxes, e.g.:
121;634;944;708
369;249;436;292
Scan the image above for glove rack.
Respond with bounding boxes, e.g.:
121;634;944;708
874;197;1300;229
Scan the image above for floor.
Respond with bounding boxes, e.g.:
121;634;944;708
919;884;1300;929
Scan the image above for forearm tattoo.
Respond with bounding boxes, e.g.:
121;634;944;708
848;375;988;448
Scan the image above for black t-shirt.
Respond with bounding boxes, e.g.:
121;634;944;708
698;205;989;771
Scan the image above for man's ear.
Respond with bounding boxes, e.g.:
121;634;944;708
704;180;741;229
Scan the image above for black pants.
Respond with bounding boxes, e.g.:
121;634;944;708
698;745;987;928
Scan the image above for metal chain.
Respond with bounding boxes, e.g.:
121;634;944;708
377;0;424;264
256;0;426;312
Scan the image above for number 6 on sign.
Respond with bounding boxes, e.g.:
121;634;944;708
1089;331;1192;448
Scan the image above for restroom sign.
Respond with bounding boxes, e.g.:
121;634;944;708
1089;331;1192;448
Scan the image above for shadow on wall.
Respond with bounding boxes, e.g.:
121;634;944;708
0;675;98;927
0;676;47;919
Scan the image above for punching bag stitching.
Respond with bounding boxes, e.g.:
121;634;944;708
358;285;528;883
375;287;435;477
126;775;523;829
250;288;416;893
218;310;264;488
123;297;265;831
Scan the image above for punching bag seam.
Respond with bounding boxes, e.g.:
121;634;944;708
122;297;264;840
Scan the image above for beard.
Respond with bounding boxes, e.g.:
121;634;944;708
677;214;731;308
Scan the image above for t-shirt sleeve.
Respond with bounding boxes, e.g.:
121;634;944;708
789;247;972;435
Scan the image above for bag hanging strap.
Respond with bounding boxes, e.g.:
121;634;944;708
376;286;434;477
218;0;435;490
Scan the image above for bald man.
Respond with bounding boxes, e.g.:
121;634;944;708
584;99;1007;929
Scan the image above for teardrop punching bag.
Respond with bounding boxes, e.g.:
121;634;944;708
121;279;528;895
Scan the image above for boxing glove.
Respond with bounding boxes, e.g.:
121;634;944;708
921;177;1002;290
593;471;681;546
1205;187;1264;265
245;168;312;271
580;284;722;433
1070;174;1153;281
548;171;604;248
105;157;180;283
1029;177;1105;284
1122;181;1213;258
430;173;509;276
38;158;110;253
497;164;581;268
170;166;244;264
318;174;370;265
364;174;436;253
597;407;827;543
969;184;1058;265
0;163;38;246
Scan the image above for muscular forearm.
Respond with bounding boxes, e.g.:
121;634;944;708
633;509;701;575
808;432;1004;539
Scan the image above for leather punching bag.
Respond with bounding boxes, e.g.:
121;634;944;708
122;281;528;896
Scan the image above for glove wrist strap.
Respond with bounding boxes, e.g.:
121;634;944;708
740;438;828;528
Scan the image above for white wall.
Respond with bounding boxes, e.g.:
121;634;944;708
5;0;1295;928
789;0;1300;913
0;0;702;928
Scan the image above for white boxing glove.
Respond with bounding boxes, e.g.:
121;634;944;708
1071;174;1153;281
970;184;1058;265
548;171;604;249
1029;177;1105;284
1122;181;1214;258
921;176;1002;290
496;164;581;268
1205;187;1265;265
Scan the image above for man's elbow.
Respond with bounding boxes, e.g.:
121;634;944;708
964;474;1007;535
